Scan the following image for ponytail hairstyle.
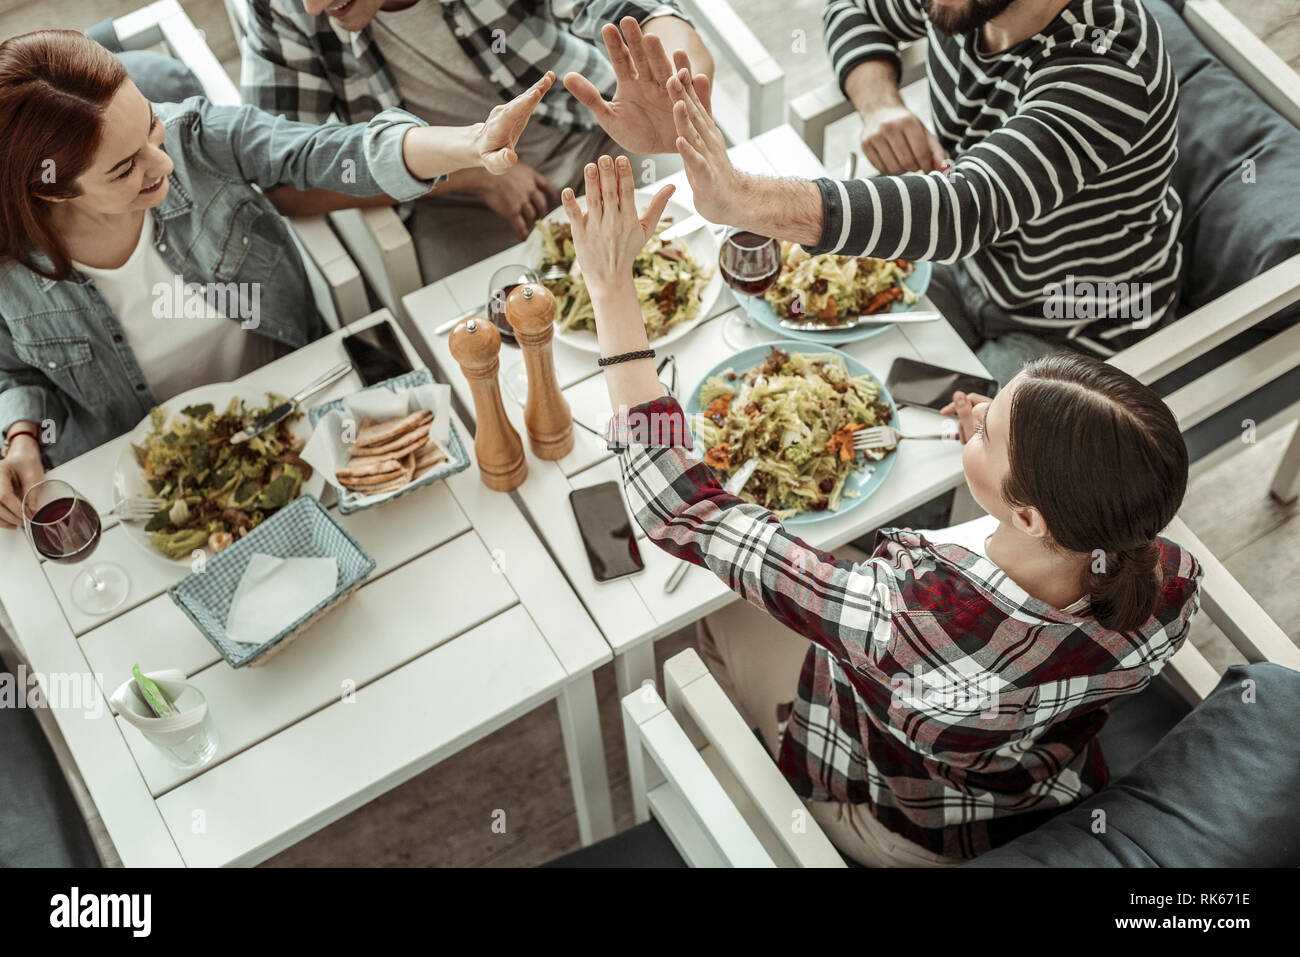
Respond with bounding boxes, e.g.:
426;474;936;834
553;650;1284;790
1001;353;1188;633
0;30;128;280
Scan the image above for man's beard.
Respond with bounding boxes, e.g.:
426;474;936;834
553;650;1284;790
923;0;1019;35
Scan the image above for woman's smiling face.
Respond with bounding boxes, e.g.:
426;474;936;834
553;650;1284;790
52;80;173;216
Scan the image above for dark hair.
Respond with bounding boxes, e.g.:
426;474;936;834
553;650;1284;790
0;30;128;280
1002;352;1188;633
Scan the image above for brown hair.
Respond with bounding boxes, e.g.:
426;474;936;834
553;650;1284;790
0;30;128;280
1002;352;1188;633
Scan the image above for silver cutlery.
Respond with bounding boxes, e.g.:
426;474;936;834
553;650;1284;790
852;424;958;452
664;455;758;593
778;309;943;333
108;496;166;523
229;361;353;445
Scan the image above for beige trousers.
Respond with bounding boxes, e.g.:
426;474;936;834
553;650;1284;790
695;553;964;868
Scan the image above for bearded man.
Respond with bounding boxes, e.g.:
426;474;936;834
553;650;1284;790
671;0;1181;383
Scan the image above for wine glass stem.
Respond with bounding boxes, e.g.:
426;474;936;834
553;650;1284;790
85;566;104;591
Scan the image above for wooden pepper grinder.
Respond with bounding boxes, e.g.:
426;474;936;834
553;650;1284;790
448;317;527;491
504;283;575;461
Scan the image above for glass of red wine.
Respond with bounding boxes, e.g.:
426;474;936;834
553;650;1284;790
487;264;540;405
718;229;781;350
22;479;129;615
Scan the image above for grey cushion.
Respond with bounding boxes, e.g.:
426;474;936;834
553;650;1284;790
964;662;1300;867
1130;0;1300;461
0;669;100;867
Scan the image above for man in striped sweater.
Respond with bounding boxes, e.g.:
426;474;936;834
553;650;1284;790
669;0;1182;381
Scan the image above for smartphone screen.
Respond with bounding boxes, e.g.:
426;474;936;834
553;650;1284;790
342;321;415;387
886;357;998;411
569;482;644;583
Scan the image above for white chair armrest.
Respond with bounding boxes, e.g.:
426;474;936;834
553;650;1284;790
621;683;775;866
287;214;368;327
1164;516;1300;672
1107;254;1300;386
678;0;785;140
663;649;846;867
1184;0;1300;131
328;207;422;321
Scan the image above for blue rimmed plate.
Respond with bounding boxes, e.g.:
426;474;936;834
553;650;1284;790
683;341;900;526
745;259;932;345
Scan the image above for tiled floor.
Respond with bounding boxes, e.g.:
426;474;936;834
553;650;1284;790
0;0;1296;867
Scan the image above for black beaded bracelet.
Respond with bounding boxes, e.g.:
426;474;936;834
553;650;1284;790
597;348;656;367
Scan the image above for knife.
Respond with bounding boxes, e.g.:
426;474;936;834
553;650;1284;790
778;310;943;332
229;361;353;445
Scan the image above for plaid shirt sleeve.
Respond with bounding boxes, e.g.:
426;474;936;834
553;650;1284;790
563;0;691;39
241;0;341;124
609;395;903;676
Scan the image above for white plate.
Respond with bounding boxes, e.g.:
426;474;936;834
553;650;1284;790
113;382;325;567
519;189;723;355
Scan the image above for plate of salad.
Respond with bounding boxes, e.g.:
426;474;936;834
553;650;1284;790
748;242;932;345
113;383;324;564
526;189;722;354
684;342;899;525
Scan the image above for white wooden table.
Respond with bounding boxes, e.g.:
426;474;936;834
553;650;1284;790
405;125;993;698
0;310;615;866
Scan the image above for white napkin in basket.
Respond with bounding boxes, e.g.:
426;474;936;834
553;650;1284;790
225;553;340;647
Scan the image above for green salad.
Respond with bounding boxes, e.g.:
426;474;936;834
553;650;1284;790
693;348;894;519
131;397;311;559
536;218;710;339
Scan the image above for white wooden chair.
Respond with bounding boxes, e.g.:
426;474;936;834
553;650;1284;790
787;0;1300;504
221;0;785;328
622;524;1300;867
113;0;369;329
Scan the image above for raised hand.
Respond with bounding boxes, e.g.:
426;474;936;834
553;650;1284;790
667;67;739;224
560;154;674;292
564;17;707;155
474;71;556;175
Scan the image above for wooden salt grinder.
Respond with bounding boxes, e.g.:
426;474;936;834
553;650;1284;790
504;283;575;461
448;317;527;491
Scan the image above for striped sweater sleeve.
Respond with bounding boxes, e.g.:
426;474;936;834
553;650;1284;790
823;0;928;91
806;57;1154;262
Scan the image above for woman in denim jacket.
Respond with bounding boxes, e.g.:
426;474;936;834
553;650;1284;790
0;29;554;527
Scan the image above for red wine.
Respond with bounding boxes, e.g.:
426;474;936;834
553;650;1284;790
488;283;521;345
30;497;101;563
719;230;781;298
721;267;780;297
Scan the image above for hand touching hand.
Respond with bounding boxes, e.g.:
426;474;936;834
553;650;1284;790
939;390;994;443
666;67;741;225
561;155;674;294
473;71;556;174
565;17;707;155
0;437;45;529
860;102;947;174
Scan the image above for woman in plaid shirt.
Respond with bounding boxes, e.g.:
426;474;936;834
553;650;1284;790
561;151;1203;866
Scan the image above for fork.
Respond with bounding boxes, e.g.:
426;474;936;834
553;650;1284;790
109;496;166;522
852;424;957;452
663;456;757;593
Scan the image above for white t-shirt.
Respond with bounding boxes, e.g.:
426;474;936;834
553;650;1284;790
915;514;998;556
73;215;275;403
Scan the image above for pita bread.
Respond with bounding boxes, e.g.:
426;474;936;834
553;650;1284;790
350;428;429;459
351;410;433;451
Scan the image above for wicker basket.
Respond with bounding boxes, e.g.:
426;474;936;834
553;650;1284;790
168;496;376;668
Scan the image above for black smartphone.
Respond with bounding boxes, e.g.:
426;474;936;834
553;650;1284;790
569;482;645;583
342;321;415;387
886;357;998;411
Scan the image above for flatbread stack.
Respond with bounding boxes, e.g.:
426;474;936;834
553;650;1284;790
334;410;447;496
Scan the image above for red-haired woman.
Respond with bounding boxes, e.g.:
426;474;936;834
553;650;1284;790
565;154;1203;867
0;29;554;527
